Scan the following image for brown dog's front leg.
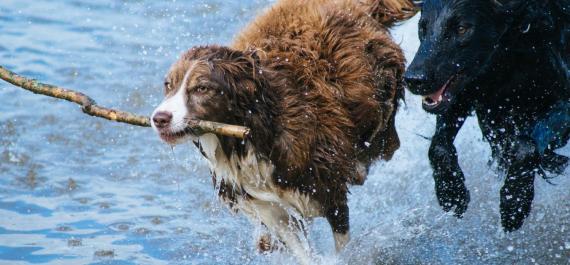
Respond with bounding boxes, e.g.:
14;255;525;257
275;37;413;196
325;202;350;251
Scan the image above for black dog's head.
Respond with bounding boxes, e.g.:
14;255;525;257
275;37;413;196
405;0;566;114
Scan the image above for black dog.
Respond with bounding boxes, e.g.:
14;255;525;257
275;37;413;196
405;0;570;231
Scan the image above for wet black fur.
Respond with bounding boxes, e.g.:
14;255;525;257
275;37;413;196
405;0;570;231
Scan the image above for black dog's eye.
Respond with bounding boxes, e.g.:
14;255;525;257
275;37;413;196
457;25;467;35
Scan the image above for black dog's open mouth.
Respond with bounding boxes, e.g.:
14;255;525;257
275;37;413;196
421;75;458;113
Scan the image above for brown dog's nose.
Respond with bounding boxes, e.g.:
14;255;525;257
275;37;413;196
152;111;172;129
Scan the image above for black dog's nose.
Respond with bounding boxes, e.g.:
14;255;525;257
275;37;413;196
152;111;172;129
404;71;428;93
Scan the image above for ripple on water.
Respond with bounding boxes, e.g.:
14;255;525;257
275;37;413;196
14;47;49;56
26;15;68;27
108;222;135;232
0;201;52;217
25;58;51;67
3;30;26;39
0;246;75;263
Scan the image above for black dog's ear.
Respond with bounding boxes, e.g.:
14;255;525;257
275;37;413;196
554;0;570;19
492;0;555;34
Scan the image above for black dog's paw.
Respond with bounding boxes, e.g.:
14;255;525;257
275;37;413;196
500;177;535;232
434;171;470;217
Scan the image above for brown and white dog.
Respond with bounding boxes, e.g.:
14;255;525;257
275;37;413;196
151;0;416;263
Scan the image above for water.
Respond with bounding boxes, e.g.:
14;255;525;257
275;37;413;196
0;1;569;264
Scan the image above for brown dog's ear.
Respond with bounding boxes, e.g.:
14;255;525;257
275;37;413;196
245;48;263;67
243;48;264;81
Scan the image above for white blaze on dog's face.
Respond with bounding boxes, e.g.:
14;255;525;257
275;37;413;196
151;61;196;145
151;46;262;145
151;58;232;145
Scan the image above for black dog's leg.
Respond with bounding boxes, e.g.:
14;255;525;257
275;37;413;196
500;136;541;232
429;111;470;217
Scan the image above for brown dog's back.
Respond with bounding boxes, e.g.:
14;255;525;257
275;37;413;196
233;0;413;187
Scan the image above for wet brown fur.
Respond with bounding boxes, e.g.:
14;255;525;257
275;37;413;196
165;0;417;240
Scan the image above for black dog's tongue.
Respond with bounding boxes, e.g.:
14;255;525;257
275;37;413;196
422;76;456;107
423;83;447;106
424;85;447;105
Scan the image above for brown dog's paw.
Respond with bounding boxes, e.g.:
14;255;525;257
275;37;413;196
257;233;283;254
257;234;274;254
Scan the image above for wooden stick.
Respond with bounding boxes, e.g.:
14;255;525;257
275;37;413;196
188;120;251;139
0;65;250;139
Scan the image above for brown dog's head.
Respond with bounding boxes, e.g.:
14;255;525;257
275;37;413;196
151;46;274;145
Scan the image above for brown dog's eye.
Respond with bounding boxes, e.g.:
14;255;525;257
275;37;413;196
196;86;208;93
164;81;171;92
457;25;467;35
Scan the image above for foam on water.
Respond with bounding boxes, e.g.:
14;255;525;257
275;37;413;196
0;1;569;264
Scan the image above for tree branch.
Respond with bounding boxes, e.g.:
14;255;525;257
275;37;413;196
0;65;250;139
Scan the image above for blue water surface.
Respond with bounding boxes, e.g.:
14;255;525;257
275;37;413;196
1;1;570;265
